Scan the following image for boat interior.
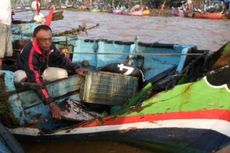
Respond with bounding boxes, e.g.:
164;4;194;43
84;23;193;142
0;32;214;133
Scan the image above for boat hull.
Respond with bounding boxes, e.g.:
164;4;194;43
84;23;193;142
11;118;230;153
192;12;225;19
2;28;220;152
171;7;188;17
0;123;25;153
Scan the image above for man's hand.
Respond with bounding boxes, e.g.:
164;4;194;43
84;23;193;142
75;68;88;76
49;102;62;120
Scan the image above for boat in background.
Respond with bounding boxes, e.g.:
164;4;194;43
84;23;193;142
112;5;150;16
128;4;150;16
172;6;225;19
172;8;226;19
172;2;227;20
171;7;188;17
90;8;101;13
128;9;150;16
191;11;225;19
12;21;38;37
112;7;129;15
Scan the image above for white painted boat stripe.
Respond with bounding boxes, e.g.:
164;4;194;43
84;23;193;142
9;119;230;137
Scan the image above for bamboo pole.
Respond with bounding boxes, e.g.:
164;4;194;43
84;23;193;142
158;0;166;16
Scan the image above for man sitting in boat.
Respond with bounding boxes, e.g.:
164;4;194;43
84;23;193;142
14;25;87;120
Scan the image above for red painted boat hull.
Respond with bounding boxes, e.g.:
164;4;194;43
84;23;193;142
192;12;225;19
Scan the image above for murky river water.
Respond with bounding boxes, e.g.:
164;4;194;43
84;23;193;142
15;10;230;51
14;10;230;153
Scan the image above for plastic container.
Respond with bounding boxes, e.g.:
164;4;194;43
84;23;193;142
80;72;139;105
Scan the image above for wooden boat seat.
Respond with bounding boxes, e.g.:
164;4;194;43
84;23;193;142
13;75;81;108
7;74;82;126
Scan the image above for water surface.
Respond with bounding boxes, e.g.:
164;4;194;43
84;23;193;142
14;10;230;51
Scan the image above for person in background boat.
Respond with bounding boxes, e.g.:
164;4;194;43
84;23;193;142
0;0;13;70
31;1;44;23
32;0;55;25
185;0;193;12
14;25;88;120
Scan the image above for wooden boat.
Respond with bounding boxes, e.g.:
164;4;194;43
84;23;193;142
0;123;25;153
128;9;150;16
112;9;124;15
171;6;226;19
0;31;213;152
192;12;225;19
171;7;188;17
112;9;126;15
112;10;150;16
90;7;101;13
12;21;38;37
112;5;150;16
11;10;63;36
128;4;150;16
112;7;129;15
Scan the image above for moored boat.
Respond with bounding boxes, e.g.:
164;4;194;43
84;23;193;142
112;9;125;15
171;7;226;19
192;12;225;19
0;30;211;153
112;9;129;15
112;5;150;16
128;9;150;16
171;7;188;17
6;18;230;152
0;123;25;153
90;7;101;13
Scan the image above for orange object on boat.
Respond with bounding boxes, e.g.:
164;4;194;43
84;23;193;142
143;9;150;15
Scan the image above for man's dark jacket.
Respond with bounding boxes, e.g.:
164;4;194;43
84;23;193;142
17;39;79;105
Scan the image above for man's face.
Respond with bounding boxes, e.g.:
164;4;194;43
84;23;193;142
36;29;52;51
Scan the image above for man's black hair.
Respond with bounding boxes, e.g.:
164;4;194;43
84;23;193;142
33;25;52;37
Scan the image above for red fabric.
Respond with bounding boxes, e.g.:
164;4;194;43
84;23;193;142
28;48;41;83
45;8;54;26
36;0;41;15
30;40;51;102
32;39;42;55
